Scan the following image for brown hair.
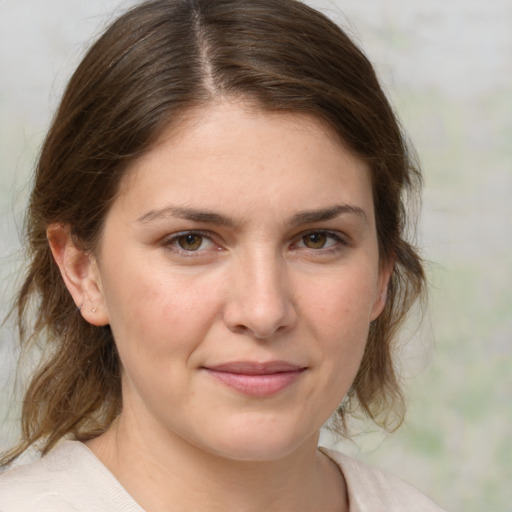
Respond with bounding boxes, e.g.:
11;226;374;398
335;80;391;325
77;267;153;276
2;0;424;465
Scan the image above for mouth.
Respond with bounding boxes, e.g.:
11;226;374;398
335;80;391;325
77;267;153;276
202;361;307;398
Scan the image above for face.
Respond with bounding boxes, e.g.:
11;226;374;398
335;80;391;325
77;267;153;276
86;101;390;461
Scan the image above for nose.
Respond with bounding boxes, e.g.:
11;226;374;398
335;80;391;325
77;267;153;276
223;249;297;340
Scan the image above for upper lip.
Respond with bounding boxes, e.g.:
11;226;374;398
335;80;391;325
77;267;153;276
204;361;306;375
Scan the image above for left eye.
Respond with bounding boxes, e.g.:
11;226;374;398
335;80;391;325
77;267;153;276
296;231;342;250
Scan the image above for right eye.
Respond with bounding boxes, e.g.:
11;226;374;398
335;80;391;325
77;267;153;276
162;231;216;253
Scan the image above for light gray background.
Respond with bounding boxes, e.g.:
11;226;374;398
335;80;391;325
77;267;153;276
1;1;511;511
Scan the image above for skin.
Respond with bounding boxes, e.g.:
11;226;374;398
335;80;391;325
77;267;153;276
48;100;391;512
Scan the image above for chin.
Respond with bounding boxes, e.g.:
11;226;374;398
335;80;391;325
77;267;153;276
193;416;318;463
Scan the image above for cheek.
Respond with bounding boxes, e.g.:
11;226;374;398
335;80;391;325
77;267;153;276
299;266;377;391
302;266;379;338
101;261;223;364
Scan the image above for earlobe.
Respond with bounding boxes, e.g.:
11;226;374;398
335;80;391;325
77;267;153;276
47;223;109;326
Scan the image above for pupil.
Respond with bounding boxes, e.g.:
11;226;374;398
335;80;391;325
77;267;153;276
178;234;202;250
305;232;326;248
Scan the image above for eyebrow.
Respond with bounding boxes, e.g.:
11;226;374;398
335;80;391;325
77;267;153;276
289;204;368;226
137;206;238;227
136;204;368;227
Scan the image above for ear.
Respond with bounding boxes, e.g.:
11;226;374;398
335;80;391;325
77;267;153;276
369;259;394;322
47;223;109;326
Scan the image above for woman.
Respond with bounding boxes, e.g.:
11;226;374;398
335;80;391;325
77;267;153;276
0;0;443;510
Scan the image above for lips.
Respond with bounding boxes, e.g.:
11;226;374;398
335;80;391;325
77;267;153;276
203;361;306;397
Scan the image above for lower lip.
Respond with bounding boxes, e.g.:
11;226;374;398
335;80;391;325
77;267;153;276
205;369;304;397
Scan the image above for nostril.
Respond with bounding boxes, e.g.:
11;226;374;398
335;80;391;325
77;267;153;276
227;323;252;336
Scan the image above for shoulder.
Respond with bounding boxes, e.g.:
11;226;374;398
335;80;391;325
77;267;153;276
320;447;447;512
0;440;142;512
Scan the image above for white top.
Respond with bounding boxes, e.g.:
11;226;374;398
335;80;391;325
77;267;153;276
0;440;446;511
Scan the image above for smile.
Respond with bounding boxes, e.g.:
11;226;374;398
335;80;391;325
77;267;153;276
203;361;307;398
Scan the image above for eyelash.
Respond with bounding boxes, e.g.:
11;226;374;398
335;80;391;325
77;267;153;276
160;229;349;256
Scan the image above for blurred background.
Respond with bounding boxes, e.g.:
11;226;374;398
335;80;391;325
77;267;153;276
0;1;510;510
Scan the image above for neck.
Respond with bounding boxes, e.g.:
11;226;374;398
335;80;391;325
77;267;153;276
86;411;347;512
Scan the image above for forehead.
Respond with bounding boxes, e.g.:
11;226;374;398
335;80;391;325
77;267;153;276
114;100;374;224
